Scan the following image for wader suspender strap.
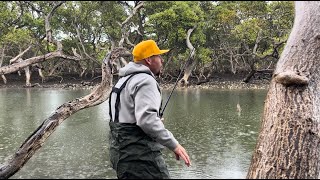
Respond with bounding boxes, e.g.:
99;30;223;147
109;72;154;123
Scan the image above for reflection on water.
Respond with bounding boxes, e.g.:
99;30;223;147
0;88;267;179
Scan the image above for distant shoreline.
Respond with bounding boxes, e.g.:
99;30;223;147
0;73;270;90
0;79;270;90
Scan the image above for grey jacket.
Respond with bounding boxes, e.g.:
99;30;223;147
109;62;178;151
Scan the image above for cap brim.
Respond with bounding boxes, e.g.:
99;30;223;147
158;49;170;55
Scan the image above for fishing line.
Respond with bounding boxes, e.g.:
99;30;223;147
160;48;195;118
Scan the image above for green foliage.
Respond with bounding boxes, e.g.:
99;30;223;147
0;2;19;38
232;18;263;44
196;47;212;64
0;1;295;79
144;1;204;50
1;28;33;46
237;1;268;19
267;1;294;40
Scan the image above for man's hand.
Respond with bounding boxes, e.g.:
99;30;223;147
173;144;191;167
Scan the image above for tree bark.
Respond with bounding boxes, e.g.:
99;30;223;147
35;64;45;83
44;1;65;44
24;65;31;87
0;47;130;179
9;46;32;65
179;26;196;87
48;60;65;76
247;2;320;179
0;75;6;84
0;47;6;84
241;29;262;83
118;1;144;48
0;51;81;76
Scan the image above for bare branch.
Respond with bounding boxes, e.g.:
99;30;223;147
253;29;262;54
72;47;82;58
45;1;65;43
121;1;144;26
0;51;81;75
48;1;65;17
119;1;144;47
186;25;197;56
125;29;135;47
74;24;101;65
0;47;5;67
9;46;32;64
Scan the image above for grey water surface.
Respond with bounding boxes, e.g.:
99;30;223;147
0;88;267;179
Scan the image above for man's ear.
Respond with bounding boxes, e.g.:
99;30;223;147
145;58;152;65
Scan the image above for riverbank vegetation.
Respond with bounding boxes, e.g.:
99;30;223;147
0;1;294;87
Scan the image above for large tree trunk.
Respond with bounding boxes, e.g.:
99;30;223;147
247;2;320;179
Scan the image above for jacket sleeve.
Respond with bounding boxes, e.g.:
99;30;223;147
133;76;179;151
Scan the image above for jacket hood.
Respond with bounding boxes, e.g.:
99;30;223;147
119;62;154;77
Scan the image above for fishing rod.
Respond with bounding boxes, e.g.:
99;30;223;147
159;47;195;118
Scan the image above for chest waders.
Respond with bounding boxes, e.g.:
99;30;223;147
108;72;170;179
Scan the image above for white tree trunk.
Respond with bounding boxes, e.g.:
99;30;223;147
38;68;45;83
0;48;6;84
1;75;6;84
24;66;31;87
179;26;196;87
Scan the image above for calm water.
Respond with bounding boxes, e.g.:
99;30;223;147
0;88;267;179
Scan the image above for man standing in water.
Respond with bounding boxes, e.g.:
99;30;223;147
108;40;191;179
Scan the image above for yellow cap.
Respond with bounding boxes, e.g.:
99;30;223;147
132;40;169;62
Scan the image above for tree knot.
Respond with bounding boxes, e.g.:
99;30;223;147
274;70;309;86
